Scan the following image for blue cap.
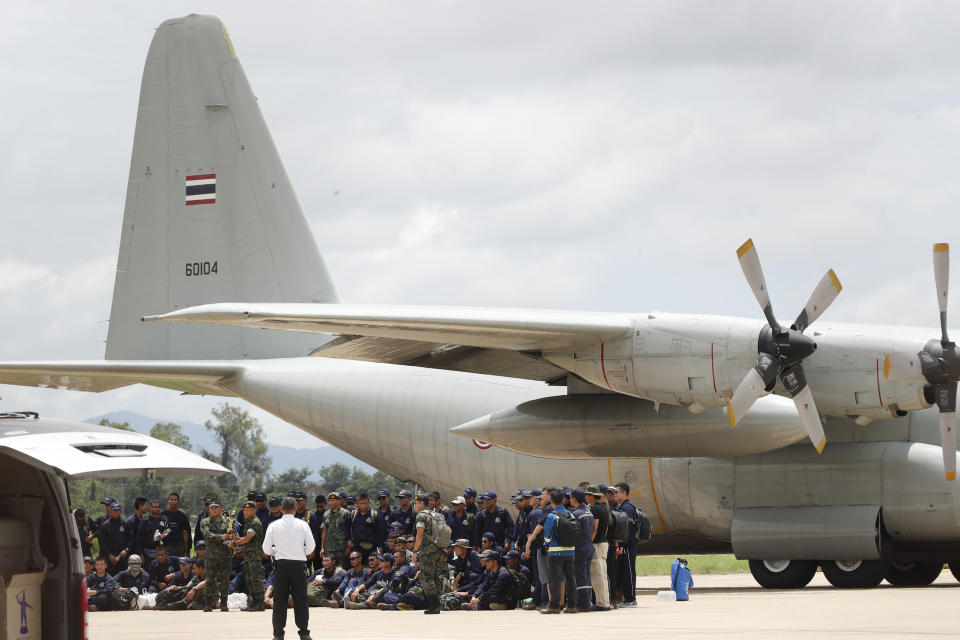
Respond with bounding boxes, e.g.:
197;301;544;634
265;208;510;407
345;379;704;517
597;483;609;494
571;488;586;502
101;496;117;505
522;489;538;498
178;556;193;565
506;549;521;559
485;491;497;499
337;490;348;500
379;552;394;563
83;556;94;564
481;531;496;540
109;502;123;510
195;540;207;548
377;489;390;498
346;496;357;505
254;492;267;502
463;487;477;498
397;489;412;499
269;497;282;506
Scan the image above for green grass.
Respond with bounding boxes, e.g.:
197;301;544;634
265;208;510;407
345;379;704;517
636;554;748;575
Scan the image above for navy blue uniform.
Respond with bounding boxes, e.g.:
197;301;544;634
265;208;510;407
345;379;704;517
446;510;474;544
615;499;638;604
473;506;514;548
572;504;595;609
146;557;177;590
97;517;131;574
452;549;483;587
193;510;207;545
124;514;144;555
137;514;169;558
475;566;514;609
86;572;117;610
115;568;153;593
350;508;385;558
389;507;416;536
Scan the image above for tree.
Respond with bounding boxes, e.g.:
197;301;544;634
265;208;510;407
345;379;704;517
317;463;351;492
265;467;311;494
98;418;133;431
150;422;192;451
204;403;271;497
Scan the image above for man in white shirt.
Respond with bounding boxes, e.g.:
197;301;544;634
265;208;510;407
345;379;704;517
262;496;315;640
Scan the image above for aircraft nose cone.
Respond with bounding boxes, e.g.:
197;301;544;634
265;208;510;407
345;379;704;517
450;414;495;441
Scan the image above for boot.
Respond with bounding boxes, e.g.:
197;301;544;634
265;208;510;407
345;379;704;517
423;594;441;614
243;596;265;612
203;604;213;612
220;597;229;612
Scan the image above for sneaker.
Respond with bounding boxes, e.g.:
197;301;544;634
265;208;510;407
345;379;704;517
345;601;366;610
521;602;539;611
317;599;341;609
377;603;391;611
539;607;560;614
561;607;577;613
619;601;637;608
461;603;474;611
590;605;611;612
396;603;414;611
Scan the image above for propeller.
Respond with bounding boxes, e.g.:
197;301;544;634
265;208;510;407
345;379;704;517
727;239;842;454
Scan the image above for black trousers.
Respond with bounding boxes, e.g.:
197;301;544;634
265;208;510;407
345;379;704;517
547;555;576;609
272;560;309;638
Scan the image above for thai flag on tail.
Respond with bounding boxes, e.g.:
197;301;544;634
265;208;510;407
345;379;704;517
185;174;216;205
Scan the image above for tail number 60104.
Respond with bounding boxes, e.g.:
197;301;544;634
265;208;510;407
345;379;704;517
185;261;219;277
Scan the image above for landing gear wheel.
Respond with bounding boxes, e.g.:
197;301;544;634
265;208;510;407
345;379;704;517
821;559;890;588
748;559;818;589
884;561;943;586
949;561;960;582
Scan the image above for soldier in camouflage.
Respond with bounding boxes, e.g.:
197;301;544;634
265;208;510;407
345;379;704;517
184;559;208;610
235;501;266;611
321;492;351;567
413;494;444;614
199;500;237;612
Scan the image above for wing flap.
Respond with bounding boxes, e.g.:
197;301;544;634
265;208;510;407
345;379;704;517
0;361;242;395
146;303;633;352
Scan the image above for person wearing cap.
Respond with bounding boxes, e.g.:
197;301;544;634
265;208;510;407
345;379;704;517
82;555;94;578
464;549;513;610
125;497;148;556
349;493;385;564
86;556;118;611
347;552;395;608
327;550;368;606
74;508;96;557
446;496;474;544
235;500;266;611
585;485;611;610
255;492;271;527
293;491;310;523
603;485;621;603
98;501;132;575
165;555;194;587
321;492;351;568
412;494;445;614
450;538;482;590
238;492;259;527
390;489;415;536
462;488;479;516
194;493;217;547
512;492;533;555
570;488;595;611
162;492;191;557
377;549;420;610
504;549;532;586
480;531;498;552
523;487;555;609
262;496;315;639
473;490;514;551
183;559;208;610
199;499;238;612
136;499;169;561
541;488;577;614
376;489;392;519
92;497;118;536
194;540;208;560
266;497;284;529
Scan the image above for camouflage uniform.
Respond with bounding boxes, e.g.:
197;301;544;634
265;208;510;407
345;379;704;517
321;507;350;564
199;515;233;607
185;573;207;610
240;516;265;604
416;509;445;599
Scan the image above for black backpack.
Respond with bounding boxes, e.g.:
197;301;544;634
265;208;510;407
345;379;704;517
553;511;581;547
636;510;652;544
610;509;629;543
507;568;532;604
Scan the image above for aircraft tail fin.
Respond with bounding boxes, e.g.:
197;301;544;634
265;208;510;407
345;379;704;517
106;14;339;360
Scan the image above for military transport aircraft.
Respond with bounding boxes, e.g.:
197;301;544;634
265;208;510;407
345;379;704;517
0;14;958;590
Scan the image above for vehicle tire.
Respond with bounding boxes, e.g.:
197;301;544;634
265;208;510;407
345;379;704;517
748;559;818;589
884;561;942;586
820;559;890;588
949;561;960;582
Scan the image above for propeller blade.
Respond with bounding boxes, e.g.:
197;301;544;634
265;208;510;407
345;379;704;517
793;384;827;454
793;269;842;333
940;412;957;482
737;239;780;330
934;243;949;343
728;353;779;426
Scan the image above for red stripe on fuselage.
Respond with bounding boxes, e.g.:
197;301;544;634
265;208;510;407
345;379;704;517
186;199;216;206
186;173;216;181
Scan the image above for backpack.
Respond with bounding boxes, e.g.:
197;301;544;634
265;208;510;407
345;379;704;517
671;557;693;601
553;511;580;547
109;589;137;611
610;509;629;543
507;568;532;604
154;585;187;610
426;510;452;548
636;510;652;544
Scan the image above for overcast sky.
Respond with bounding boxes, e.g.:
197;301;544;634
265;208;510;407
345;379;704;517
2;2;959;448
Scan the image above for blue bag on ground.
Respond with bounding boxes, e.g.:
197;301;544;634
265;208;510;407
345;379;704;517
670;558;693;601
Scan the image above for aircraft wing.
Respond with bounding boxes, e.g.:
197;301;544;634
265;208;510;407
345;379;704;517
145;303;634;352
0;361;242;395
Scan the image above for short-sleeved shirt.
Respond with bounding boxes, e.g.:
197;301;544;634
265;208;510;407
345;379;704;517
242;516;264;557
321;507;351;552
589;501;610;543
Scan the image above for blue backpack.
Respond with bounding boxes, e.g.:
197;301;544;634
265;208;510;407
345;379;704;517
670;558;693;601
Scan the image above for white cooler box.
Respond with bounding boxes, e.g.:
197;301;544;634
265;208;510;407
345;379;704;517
1;572;44;640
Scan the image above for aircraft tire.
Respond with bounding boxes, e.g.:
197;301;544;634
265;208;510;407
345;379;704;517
748;559;818;589
949;561;960;582
884;561;943;586
820;559;890;589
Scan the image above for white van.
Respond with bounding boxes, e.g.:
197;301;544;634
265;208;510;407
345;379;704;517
0;411;228;640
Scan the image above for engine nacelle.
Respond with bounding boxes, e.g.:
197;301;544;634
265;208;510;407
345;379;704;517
450;393;808;458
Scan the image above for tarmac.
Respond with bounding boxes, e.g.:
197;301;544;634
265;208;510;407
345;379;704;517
90;572;960;640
